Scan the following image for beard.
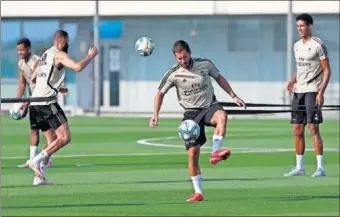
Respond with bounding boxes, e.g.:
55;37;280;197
62;43;69;53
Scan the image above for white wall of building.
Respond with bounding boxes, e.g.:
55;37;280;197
1;1;339;17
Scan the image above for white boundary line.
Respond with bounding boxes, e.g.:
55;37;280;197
2;137;339;160
137;136;340;152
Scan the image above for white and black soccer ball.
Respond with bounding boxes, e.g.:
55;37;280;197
135;37;155;57
178;119;200;142
9;103;25;120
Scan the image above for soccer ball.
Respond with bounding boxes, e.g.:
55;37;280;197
135;37;155;56
9;103;24;120
178;120;200;142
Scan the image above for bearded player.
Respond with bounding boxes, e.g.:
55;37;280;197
27;30;98;182
149;40;246;202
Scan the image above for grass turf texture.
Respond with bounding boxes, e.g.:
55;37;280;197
1;116;339;216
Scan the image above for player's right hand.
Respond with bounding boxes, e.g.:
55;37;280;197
287;80;295;94
149;114;158;128
88;46;99;57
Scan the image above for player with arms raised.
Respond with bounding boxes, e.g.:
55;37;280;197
27;30;98;181
285;13;331;177
149;40;246;202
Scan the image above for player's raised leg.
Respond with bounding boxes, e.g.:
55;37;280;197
207;106;231;165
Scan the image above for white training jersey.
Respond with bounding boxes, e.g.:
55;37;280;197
31;46;66;105
294;37;328;93
18;54;40;95
158;58;220;109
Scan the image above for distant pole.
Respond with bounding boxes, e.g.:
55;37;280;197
93;0;100;116
286;0;293;104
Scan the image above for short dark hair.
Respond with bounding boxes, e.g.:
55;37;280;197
16;38;31;48
172;40;191;54
54;29;69;39
296;13;313;25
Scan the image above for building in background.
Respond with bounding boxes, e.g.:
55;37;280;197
1;1;339;118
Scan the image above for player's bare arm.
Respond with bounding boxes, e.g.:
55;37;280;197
16;67;27;98
287;73;297;94
214;74;246;108
316;58;331;105
30;59;40;83
150;92;164;128
54;47;98;72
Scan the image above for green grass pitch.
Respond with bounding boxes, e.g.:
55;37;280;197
1;116;339;216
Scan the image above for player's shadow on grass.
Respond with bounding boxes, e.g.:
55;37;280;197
2;202;183;209
265;195;340;201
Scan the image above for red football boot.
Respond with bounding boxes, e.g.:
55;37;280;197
209;149;231;165
186;193;204;202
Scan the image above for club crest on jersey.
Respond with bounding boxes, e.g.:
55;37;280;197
200;71;207;78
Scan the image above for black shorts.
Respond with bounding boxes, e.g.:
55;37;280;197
29;103;68;131
28;107;50;131
291;92;323;125
182;103;225;150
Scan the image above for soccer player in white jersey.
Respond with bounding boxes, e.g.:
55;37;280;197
15;38;56;169
149;40;246;202
285;13;331;177
27;30;98;181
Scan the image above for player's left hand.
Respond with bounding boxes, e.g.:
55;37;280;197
59;87;69;96
20;102;29;118
20;102;29;110
316;91;324;105
233;96;247;109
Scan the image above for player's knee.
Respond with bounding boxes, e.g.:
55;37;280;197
294;125;305;137
57;132;71;145
216;111;227;126
62;134;71;145
308;124;319;136
188;146;200;159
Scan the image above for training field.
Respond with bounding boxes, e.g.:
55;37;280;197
1;116;339;216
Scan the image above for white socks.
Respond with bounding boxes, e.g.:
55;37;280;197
40;163;47;175
191;175;203;194
316;155;324;170
296;155;305;170
33;151;49;165
30;146;38;160
48;155;53;164
296;154;324;170
212;135;224;153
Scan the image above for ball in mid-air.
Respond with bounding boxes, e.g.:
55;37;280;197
135;37;155;57
178;119;200;142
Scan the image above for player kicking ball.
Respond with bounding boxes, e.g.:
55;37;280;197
149;40;246;202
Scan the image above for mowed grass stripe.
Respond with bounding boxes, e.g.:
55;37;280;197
2;187;339;216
